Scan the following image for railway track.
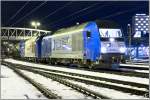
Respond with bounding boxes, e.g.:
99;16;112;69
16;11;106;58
11;62;149;89
6;58;149;78
2;61;149;98
3;63;61;99
91;67;149;78
119;65;149;70
2;62;110;99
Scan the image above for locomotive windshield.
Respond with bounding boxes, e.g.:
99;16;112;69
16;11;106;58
99;28;123;38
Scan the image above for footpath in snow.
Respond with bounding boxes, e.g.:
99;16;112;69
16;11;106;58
1;65;47;99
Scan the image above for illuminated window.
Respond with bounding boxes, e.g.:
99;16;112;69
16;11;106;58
138;21;141;23
138;26;141;28
141;23;143;25
141;18;144;20
135;23;138;25
141;28;143;30
134;31;141;37
146;28;148;31
146;18;149;20
143;21;146;23
135;18;139;20
143;26;146;28
135;28;138;31
146;23;149;25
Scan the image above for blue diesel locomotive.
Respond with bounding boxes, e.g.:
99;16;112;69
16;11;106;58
19;21;126;68
20;21;101;68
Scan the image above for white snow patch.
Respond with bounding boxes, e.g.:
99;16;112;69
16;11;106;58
1;65;47;99
120;63;149;68
20;70;92;99
118;68;149;73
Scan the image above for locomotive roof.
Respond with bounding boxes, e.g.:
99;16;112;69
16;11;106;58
53;22;89;35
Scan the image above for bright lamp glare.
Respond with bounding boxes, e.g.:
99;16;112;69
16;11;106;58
109;38;115;42
101;47;107;53
120;47;126;53
31;22;36;26
37;22;40;26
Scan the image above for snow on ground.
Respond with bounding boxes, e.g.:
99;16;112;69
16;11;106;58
35;70;147;91
129;69;149;73
126;59;149;64
66;80;147;99
20;70;92;99
1;65;47;99
119;68;149;73
133;70;149;73
4;58;149;85
127;63;149;66
119;63;149;68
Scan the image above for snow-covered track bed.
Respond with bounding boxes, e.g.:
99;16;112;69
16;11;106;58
2;63;61;99
119;63;149;70
84;67;149;78
14;63;149;89
4;59;149;79
2;61;149;98
8;58;149;78
2;62;110;99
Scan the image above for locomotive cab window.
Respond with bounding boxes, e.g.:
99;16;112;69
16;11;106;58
86;31;91;38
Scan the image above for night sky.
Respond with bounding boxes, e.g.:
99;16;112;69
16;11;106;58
2;1;149;34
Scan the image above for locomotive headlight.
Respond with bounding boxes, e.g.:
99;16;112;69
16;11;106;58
101;47;107;53
109;38;115;42
120;47;126;53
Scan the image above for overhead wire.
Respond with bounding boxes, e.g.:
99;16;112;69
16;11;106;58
101;7;142;19
50;3;109;28
11;1;47;27
47;3;101;27
51;4;143;28
41;1;73;21
6;0;30;26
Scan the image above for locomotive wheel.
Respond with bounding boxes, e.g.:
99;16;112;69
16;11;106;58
88;65;93;69
88;63;94;69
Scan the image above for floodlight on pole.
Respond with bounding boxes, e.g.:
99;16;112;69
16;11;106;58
76;22;79;25
37;22;40;26
31;21;40;29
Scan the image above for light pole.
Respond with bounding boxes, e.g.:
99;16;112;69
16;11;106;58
31;21;40;29
127;24;132;62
